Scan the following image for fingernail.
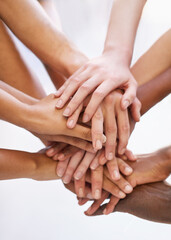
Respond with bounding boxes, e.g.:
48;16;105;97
94;189;101;199
46;148;54;155
120;148;126;155
107;152;114;160
90;162;98;170
56;99;63;108
86;193;92;199
85;206;92;215
119;191;126;198
67;119;74;128
95;140;102;150
124;185;133;193
63;107;70;116
102;135;106;143
125;166;133;174
79;188;84;197
74;172;82;180
123;100;130;109
101;157;106;164
113;170;120;180
62;175;70;184
82;114;89;123
57;168;64;177
103;209;107;215
53;154;59;161
55;90;60;96
58;154;65;160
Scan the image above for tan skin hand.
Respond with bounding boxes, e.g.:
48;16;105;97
28;94;93;141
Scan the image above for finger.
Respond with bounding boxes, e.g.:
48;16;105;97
91;166;103;199
56;68;90;109
107;158;120;181
55;81;68;97
92;107;104;151
90;150;102;170
67;103;83;128
82;80;119;122
104;167;133;194
56;158;69;178
74;174;86;198
104;99;117;162
116;107;130;155
57;145;79;161
46;143;67;157
121;80;137;110
74;152;96;180
118;158;133;176
99;150;108;165
62;150;85;184
103;196;119;215
47;135;95;153
102;175;126;199
64;124;92;142
125;149;137;161
85;191;109;216
130;97;141;122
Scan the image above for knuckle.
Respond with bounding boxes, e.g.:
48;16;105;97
66;166;74;174
92;129;103;136
105;94;115;104
71;77;81;84
94;110;102;120
79;163;88;172
80;84;90;92
106;125;116;134
93;90;104;99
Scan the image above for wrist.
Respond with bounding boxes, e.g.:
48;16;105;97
103;45;132;66
57;46;88;77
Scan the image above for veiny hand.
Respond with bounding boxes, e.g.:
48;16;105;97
55;52;139;124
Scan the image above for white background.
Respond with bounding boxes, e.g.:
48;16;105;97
0;0;171;239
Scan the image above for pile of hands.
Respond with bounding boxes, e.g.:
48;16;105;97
31;61;143;216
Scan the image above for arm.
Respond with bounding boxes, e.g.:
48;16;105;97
0;0;87;77
0;148;59;180
132;29;171;85
94;182;171;224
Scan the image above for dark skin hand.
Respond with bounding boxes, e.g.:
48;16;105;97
93;181;171;224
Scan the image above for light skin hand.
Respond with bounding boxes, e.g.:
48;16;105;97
55;0;147;124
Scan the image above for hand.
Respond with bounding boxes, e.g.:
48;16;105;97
55;52;138;123
87;147;171;215
33;133;95;153
27;94;93;141
92;182;171;224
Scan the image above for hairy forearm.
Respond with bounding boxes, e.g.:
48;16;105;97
132;30;171;85
104;0;146;65
0;0;84;77
115;182;171;224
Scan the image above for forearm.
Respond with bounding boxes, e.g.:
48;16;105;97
136;68;171;115
0;20;46;99
132;30;171;85
104;0;146;65
0;81;38;105
0;149;59;181
115;182;171;224
0;0;85;77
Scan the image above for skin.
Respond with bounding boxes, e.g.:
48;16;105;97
55;0;147;158
56;0;147;116
0;0;87;77
84;146;171;216
93;182;171;224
